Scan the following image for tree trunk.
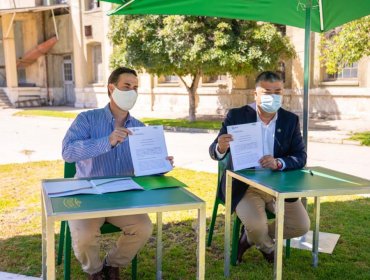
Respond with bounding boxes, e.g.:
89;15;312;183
178;72;201;122
188;88;196;122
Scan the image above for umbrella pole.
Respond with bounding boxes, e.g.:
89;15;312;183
303;0;311;151
302;1;312;209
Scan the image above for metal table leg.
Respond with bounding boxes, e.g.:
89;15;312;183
224;172;232;277
156;212;163;280
197;204;206;280
46;218;55;280
312;196;321;267
41;192;47;280
274;196;285;280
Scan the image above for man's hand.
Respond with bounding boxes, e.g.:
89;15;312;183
109;127;133;147
259;155;278;170
166;156;174;167
217;134;233;154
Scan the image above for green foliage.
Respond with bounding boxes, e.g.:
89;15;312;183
349;131;370;146
320;16;370;74
108;15;295;76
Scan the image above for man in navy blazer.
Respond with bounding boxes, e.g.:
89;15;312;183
209;71;310;263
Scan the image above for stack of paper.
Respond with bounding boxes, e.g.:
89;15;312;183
45;178;143;197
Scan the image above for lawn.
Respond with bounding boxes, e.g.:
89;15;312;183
0;161;369;279
349;131;370;146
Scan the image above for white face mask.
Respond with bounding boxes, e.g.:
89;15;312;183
259;94;282;113
111;87;138;111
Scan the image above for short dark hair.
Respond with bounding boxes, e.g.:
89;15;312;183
107;67;137;95
255;71;283;86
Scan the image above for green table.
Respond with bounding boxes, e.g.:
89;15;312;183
41;176;206;280
224;166;370;280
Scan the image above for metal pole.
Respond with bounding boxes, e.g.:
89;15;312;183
301;0;312;209
303;0;312;150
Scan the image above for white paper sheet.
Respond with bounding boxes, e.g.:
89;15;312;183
227;122;263;171
45;178;143;197
128;125;173;176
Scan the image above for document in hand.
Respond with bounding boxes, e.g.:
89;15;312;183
128;125;173;176
227;122;263;171
45;178;143;197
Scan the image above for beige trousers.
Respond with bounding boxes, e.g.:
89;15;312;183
236;187;310;254
68;214;153;275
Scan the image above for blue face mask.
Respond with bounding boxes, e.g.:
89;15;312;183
259;94;282;113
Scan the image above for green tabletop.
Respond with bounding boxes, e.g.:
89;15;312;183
43;175;196;214
50;187;201;214
236;166;370;197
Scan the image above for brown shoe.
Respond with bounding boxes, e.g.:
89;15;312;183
103;264;121;280
260;250;275;263
87;269;105;280
237;227;252;264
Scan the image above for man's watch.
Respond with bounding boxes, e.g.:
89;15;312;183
275;158;283;170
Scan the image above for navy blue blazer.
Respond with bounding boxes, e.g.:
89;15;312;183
209;105;307;211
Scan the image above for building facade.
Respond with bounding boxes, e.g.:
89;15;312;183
0;1;369;120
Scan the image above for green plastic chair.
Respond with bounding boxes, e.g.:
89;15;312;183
207;153;291;265
57;162;137;280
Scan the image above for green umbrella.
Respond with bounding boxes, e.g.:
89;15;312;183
101;0;370;147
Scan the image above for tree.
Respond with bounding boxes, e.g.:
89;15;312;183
320;16;370;74
109;15;295;121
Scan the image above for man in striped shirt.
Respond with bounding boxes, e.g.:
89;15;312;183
62;67;173;280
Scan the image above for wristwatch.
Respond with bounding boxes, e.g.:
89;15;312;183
275;158;283;170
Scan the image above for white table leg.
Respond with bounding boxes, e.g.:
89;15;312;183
274;196;285;280
41;192;47;280
156;212;163;280
46;219;55;280
312;196;321;267
224;172;232;277
197;204;206;280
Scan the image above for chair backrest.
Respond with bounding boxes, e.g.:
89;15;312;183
64;162;76;179
217;153;230;183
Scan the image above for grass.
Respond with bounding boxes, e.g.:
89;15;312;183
140;118;221;130
14;109;222;130
13;109;78;119
349;131;370;146
1;161;369;279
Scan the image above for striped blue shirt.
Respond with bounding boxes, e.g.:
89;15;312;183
62;104;144;178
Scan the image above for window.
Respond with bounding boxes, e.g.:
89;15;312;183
85;0;100;10
203;74;228;84
164;75;179;83
277;62;286;83
92;44;103;83
324;62;358;81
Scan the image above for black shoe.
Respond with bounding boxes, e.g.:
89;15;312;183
237;227;252;264
260;250;275;263
87;269;105;280
103;262;121;280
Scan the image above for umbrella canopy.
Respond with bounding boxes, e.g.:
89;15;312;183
104;0;370;33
